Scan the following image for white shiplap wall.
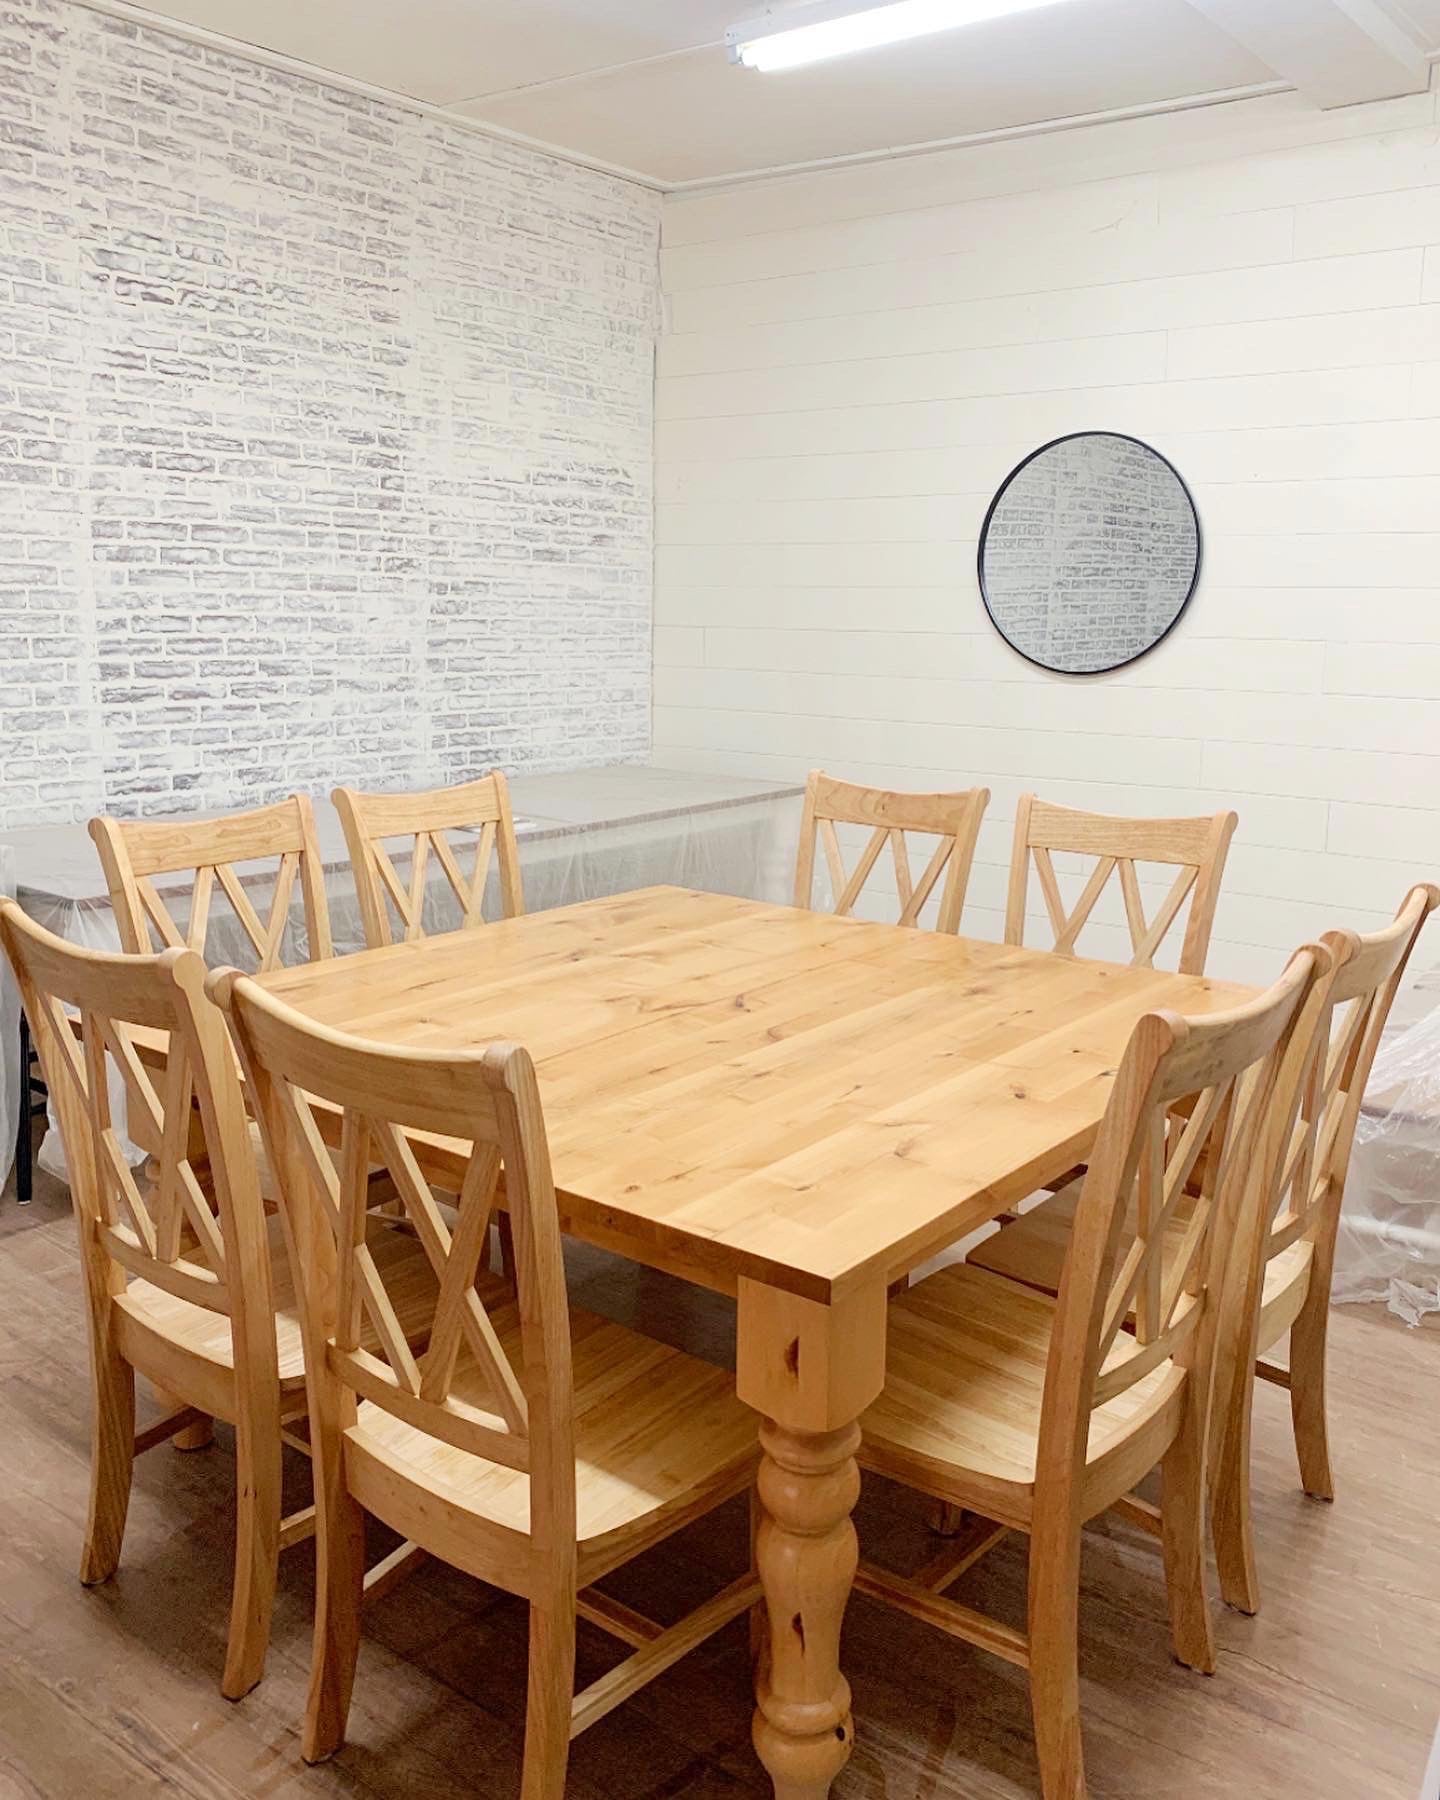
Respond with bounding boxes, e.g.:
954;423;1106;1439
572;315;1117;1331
655;85;1440;986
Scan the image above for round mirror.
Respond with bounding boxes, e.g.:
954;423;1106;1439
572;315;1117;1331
977;432;1200;675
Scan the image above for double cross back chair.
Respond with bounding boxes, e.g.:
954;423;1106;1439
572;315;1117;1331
794;767;1236;970
794;768;1438;1793
6;761;1435;1799
6;772;531;1702
88;774;524;968
0;770;768;1795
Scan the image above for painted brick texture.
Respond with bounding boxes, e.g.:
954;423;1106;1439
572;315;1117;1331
0;0;659;826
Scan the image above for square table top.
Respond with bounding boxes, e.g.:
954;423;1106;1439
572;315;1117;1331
254;885;1253;1305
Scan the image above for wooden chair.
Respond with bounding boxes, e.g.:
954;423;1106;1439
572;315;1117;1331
972;885;1439;1617
793;770;989;933
333;772;524;950
1211;882;1440;1614
0;902;450;1698
90;797;333;969
1005;796;1237;974
853;944;1324;1800
214;967;761;1796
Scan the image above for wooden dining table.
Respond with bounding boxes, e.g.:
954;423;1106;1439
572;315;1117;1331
252;883;1251;1798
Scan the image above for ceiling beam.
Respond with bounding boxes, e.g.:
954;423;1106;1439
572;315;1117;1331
1187;0;1429;108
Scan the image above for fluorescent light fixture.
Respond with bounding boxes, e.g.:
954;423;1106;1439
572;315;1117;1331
727;0;1077;72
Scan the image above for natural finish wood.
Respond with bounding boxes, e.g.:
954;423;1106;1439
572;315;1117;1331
254;888;1252;1308
737;1280;887;1799
244;885;1254;1798
0;901;287;1699
567;1572;763;1739
793;769;989;934
214;967;760;1795
332;771;524;950
0;901;446;1700
90;796;333;969
912;1515;1011;1591
1004;795;1238;975
856;946;1324;1799
974;884;1440;1619
5;1156;1437;1800
1211;882;1440;1614
360;1538;426;1604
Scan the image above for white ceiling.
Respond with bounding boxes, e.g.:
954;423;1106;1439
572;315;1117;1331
117;0;1440;187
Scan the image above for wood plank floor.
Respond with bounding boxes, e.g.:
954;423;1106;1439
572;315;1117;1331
2;1141;1438;1799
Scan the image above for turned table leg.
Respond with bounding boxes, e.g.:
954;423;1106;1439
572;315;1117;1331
737;1278;886;1800
752;1418;860;1796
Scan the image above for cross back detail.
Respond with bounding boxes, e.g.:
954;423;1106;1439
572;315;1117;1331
1006;795;1237;975
793;770;990;935
276;1076;529;1464
0;910;250;1319
90;797;333;972
220;976;563;1483
1090;1060;1249;1406
1265;886;1440;1265
1065;952;1318;1419
333;773;525;950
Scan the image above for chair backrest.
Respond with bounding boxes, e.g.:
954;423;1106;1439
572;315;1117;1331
793;770;990;934
1004;795;1237;974
0;900;274;1376
215;968;572;1543
90;797;333;970
1037;942;1327;1489
332;773;525;950
1262;883;1440;1272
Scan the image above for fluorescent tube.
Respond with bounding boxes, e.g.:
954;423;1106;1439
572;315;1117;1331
729;0;1077;72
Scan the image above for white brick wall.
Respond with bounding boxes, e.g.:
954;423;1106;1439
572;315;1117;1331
657;87;1440;986
0;0;660;826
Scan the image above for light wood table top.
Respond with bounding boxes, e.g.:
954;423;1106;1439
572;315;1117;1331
255;884;1251;1306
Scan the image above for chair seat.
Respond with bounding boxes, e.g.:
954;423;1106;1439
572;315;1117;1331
116;1213;483;1404
966;1180;1088;1293
859;1263;1185;1528
969;1182;1315;1354
346;1304;758;1585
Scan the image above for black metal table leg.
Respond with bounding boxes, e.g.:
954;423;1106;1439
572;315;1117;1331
15;1009;32;1204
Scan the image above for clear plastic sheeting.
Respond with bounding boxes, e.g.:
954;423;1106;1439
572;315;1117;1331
1333;955;1440;1325
0;766;804;1179
0;844;18;1187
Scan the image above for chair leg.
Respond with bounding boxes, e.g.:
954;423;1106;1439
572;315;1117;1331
1159;1394;1215;1675
926;1500;969;1536
1027;1517;1086;1800
221;1412;283;1701
80;1339;135;1586
160;1388;214;1452
301;1482;366;1761
1210;1367;1260;1617
496;1213;518;1284
1288;1295;1335;1503
520;1598;576;1800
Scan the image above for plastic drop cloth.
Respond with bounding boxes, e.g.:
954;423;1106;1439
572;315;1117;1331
0;767;803;1179
1332;952;1440;1325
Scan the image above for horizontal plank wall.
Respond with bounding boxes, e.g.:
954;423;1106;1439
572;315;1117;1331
656;85;1440;985
0;0;659;827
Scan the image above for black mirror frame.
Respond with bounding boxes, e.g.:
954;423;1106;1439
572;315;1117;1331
976;430;1203;677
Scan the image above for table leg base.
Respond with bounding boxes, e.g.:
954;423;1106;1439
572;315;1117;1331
751;1419;860;1799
